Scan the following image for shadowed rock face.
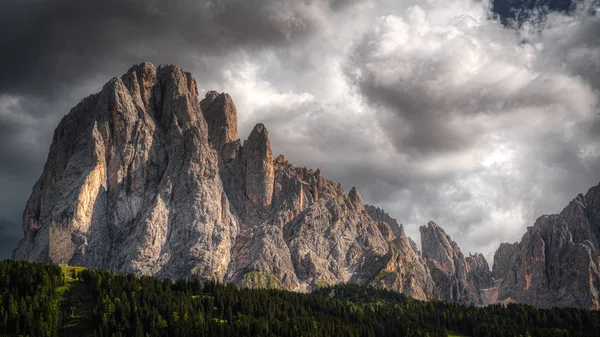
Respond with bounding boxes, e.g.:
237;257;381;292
12;62;438;300
200;91;238;159
420;222;492;305
242;123;274;211
492;185;600;309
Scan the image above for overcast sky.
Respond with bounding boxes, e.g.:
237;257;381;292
1;0;599;263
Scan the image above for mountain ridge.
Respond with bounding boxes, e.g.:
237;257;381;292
12;62;600;309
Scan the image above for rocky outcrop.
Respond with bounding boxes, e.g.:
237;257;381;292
420;221;492;304
347;187;364;212
241;123;274;211
12;62;437;301
365;205;405;238
491;185;600;309
492;243;519;281
465;253;492;300
200;91;239;161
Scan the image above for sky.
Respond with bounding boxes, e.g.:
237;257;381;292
0;0;599;263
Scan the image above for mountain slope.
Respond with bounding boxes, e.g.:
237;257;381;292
12;62;436;300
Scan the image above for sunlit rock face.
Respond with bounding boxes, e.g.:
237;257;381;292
12;62;438;300
13;62;239;280
492;184;600;309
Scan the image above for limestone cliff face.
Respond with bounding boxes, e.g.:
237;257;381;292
14;62;239;280
242;124;274;211
420;221;492;304
492;184;600;309
13;62;436;300
201;91;238;149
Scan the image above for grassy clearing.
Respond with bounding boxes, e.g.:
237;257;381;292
374;270;396;283
58;266;95;337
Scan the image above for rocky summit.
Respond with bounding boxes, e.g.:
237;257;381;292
12;62;600;309
491;185;600;309
420;222;492;305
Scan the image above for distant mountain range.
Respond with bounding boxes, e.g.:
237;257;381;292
12;62;600;309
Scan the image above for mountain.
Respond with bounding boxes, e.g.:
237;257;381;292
12;62;437;300
420;222;493;305
491;184;600;309
11;62;600;309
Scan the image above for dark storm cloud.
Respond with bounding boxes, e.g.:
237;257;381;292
350;81;475;156
0;0;354;97
0;0;359;255
0;220;20;259
348;33;597;158
0;95;60;176
0;174;34;259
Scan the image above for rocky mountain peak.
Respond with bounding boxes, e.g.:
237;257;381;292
348;186;364;212
365;205;405;237
14;61;235;277
420;221;492;304
420;221;458;273
242;123;275;211
120;61;157;109
200;90;239;156
491;182;600;309
12;62;442;301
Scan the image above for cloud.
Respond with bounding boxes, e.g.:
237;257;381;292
0;222;20;260
340;0;600;260
0;0;599;264
0;0;362;97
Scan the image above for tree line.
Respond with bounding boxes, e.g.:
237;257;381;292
0;260;599;336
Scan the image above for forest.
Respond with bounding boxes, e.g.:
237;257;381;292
0;259;599;336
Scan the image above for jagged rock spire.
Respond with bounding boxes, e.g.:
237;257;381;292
365;205;405;237
201;91;239;156
121;61;157;110
348;186;364;212
242;123;274;211
420;221;458;273
420;221;492;304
